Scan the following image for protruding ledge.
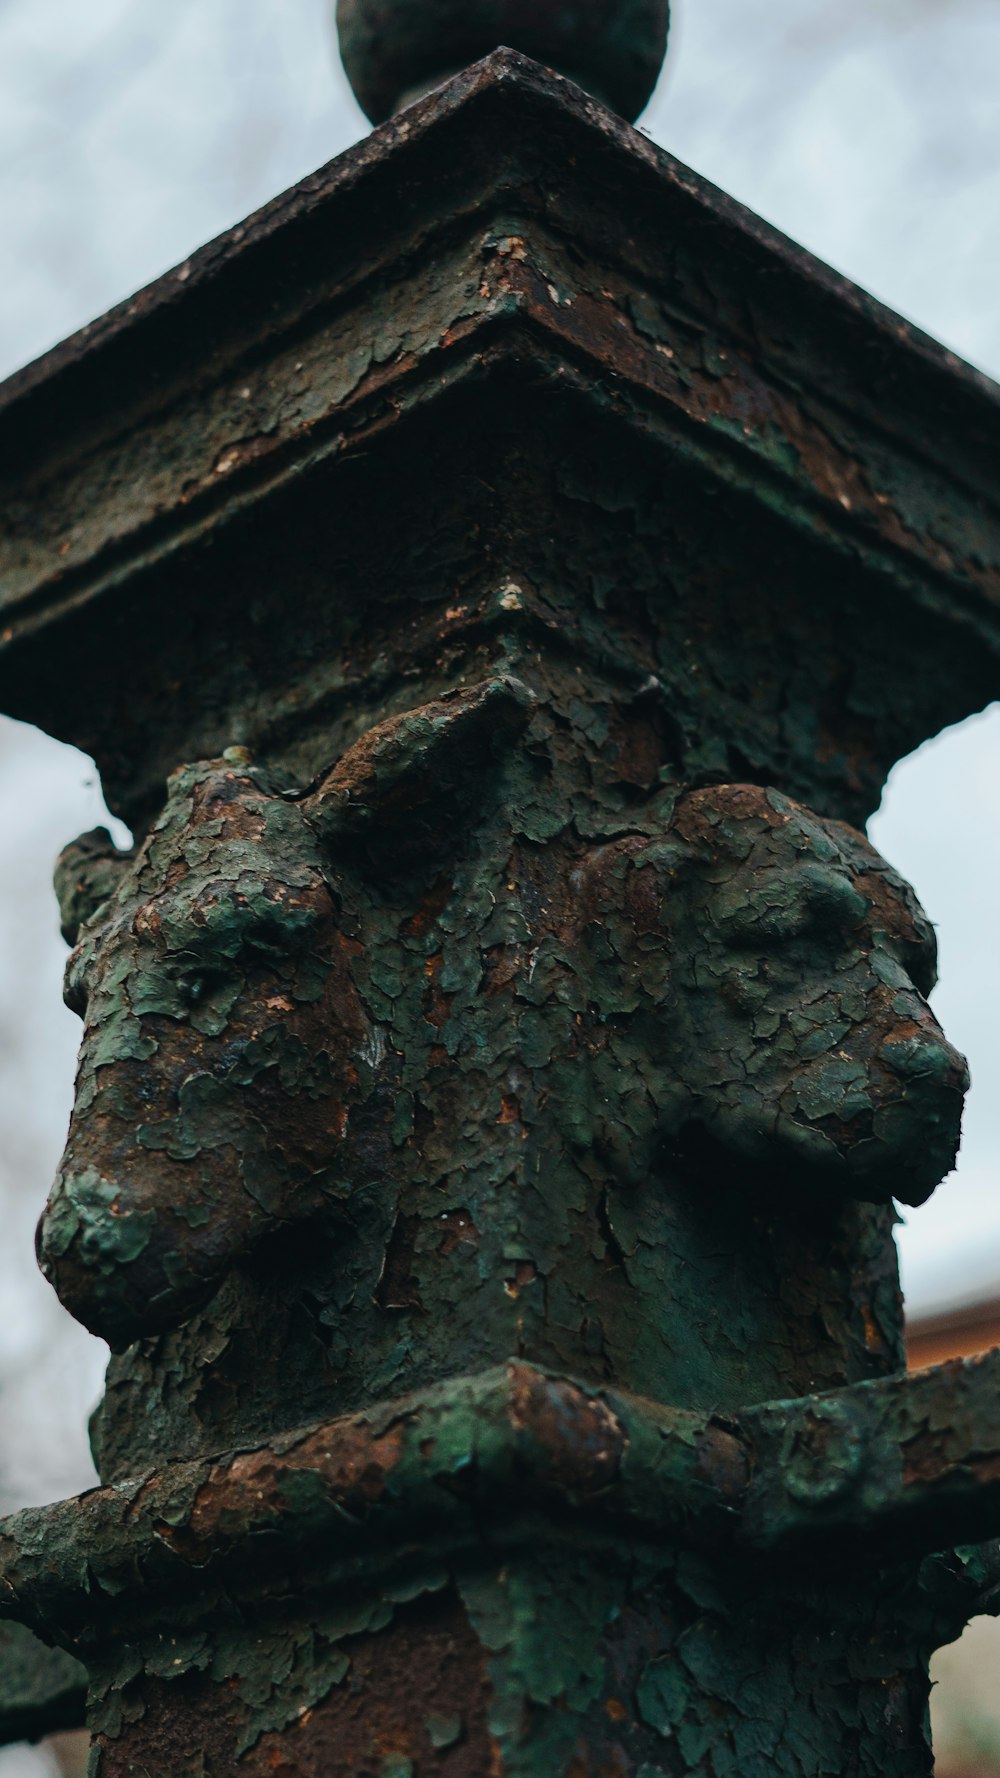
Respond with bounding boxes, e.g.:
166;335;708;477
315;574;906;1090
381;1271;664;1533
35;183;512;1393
3;1355;1000;1650
744;1348;1000;1554
0;1365;745;1638
0;51;998;823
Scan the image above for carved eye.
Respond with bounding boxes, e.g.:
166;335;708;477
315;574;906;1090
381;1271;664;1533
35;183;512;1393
716;864;867;950
191;886;320;968
177;968;230;1007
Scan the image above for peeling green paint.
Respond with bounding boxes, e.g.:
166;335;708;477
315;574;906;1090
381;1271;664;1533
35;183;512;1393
20;660;978;1774
0;43;995;1777
36;679;961;1463
5;1358;999;1774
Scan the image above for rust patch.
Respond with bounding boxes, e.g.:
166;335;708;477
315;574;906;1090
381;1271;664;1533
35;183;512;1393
95;1592;497;1778
696;1424;751;1499
507;1365;624;1495
155;1417;408;1561
436;1211;479;1257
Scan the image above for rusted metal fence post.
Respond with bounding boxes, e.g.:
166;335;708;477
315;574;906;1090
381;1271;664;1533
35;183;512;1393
1;6;1000;1773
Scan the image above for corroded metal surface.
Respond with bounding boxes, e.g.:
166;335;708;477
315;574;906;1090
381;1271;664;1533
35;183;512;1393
0;55;997;828
32;717;965;1494
6;1358;1000;1630
40;721;964;1370
1;43;999;1778
746;1351;1000;1553
0;1366;739;1631
4;1358;1000;1770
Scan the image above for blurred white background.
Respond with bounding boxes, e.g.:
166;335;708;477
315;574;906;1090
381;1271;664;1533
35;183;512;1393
0;0;997;1770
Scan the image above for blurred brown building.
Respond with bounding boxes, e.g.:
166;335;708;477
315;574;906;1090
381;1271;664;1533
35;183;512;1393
908;1301;1000;1374
908;1299;1000;1777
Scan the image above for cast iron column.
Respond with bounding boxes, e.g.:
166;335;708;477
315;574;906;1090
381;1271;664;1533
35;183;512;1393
2;6;1000;1775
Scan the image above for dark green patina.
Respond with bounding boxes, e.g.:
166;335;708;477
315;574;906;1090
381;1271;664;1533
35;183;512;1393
0;36;999;1778
41;699;964;1447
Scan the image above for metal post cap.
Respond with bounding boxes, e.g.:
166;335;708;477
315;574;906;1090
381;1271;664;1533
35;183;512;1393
335;0;670;124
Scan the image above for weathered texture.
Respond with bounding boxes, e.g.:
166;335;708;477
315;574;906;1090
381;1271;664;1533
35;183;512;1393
7;1359;1000;1633
0;44;998;1778
1;54;999;834
37;698;964;1466
3;1560;965;1778
4;1360;1000;1774
37;715;965;1474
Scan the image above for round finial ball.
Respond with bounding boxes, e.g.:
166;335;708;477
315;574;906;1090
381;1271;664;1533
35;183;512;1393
336;0;670;125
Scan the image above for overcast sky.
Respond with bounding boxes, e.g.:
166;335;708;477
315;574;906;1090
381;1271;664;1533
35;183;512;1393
0;13;998;1766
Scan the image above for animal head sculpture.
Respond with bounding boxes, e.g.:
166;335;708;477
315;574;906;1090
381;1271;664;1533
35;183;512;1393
579;783;968;1205
40;679;533;1349
39;687;968;1353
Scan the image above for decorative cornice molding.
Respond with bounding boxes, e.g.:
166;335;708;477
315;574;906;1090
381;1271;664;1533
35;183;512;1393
0;52;997;823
